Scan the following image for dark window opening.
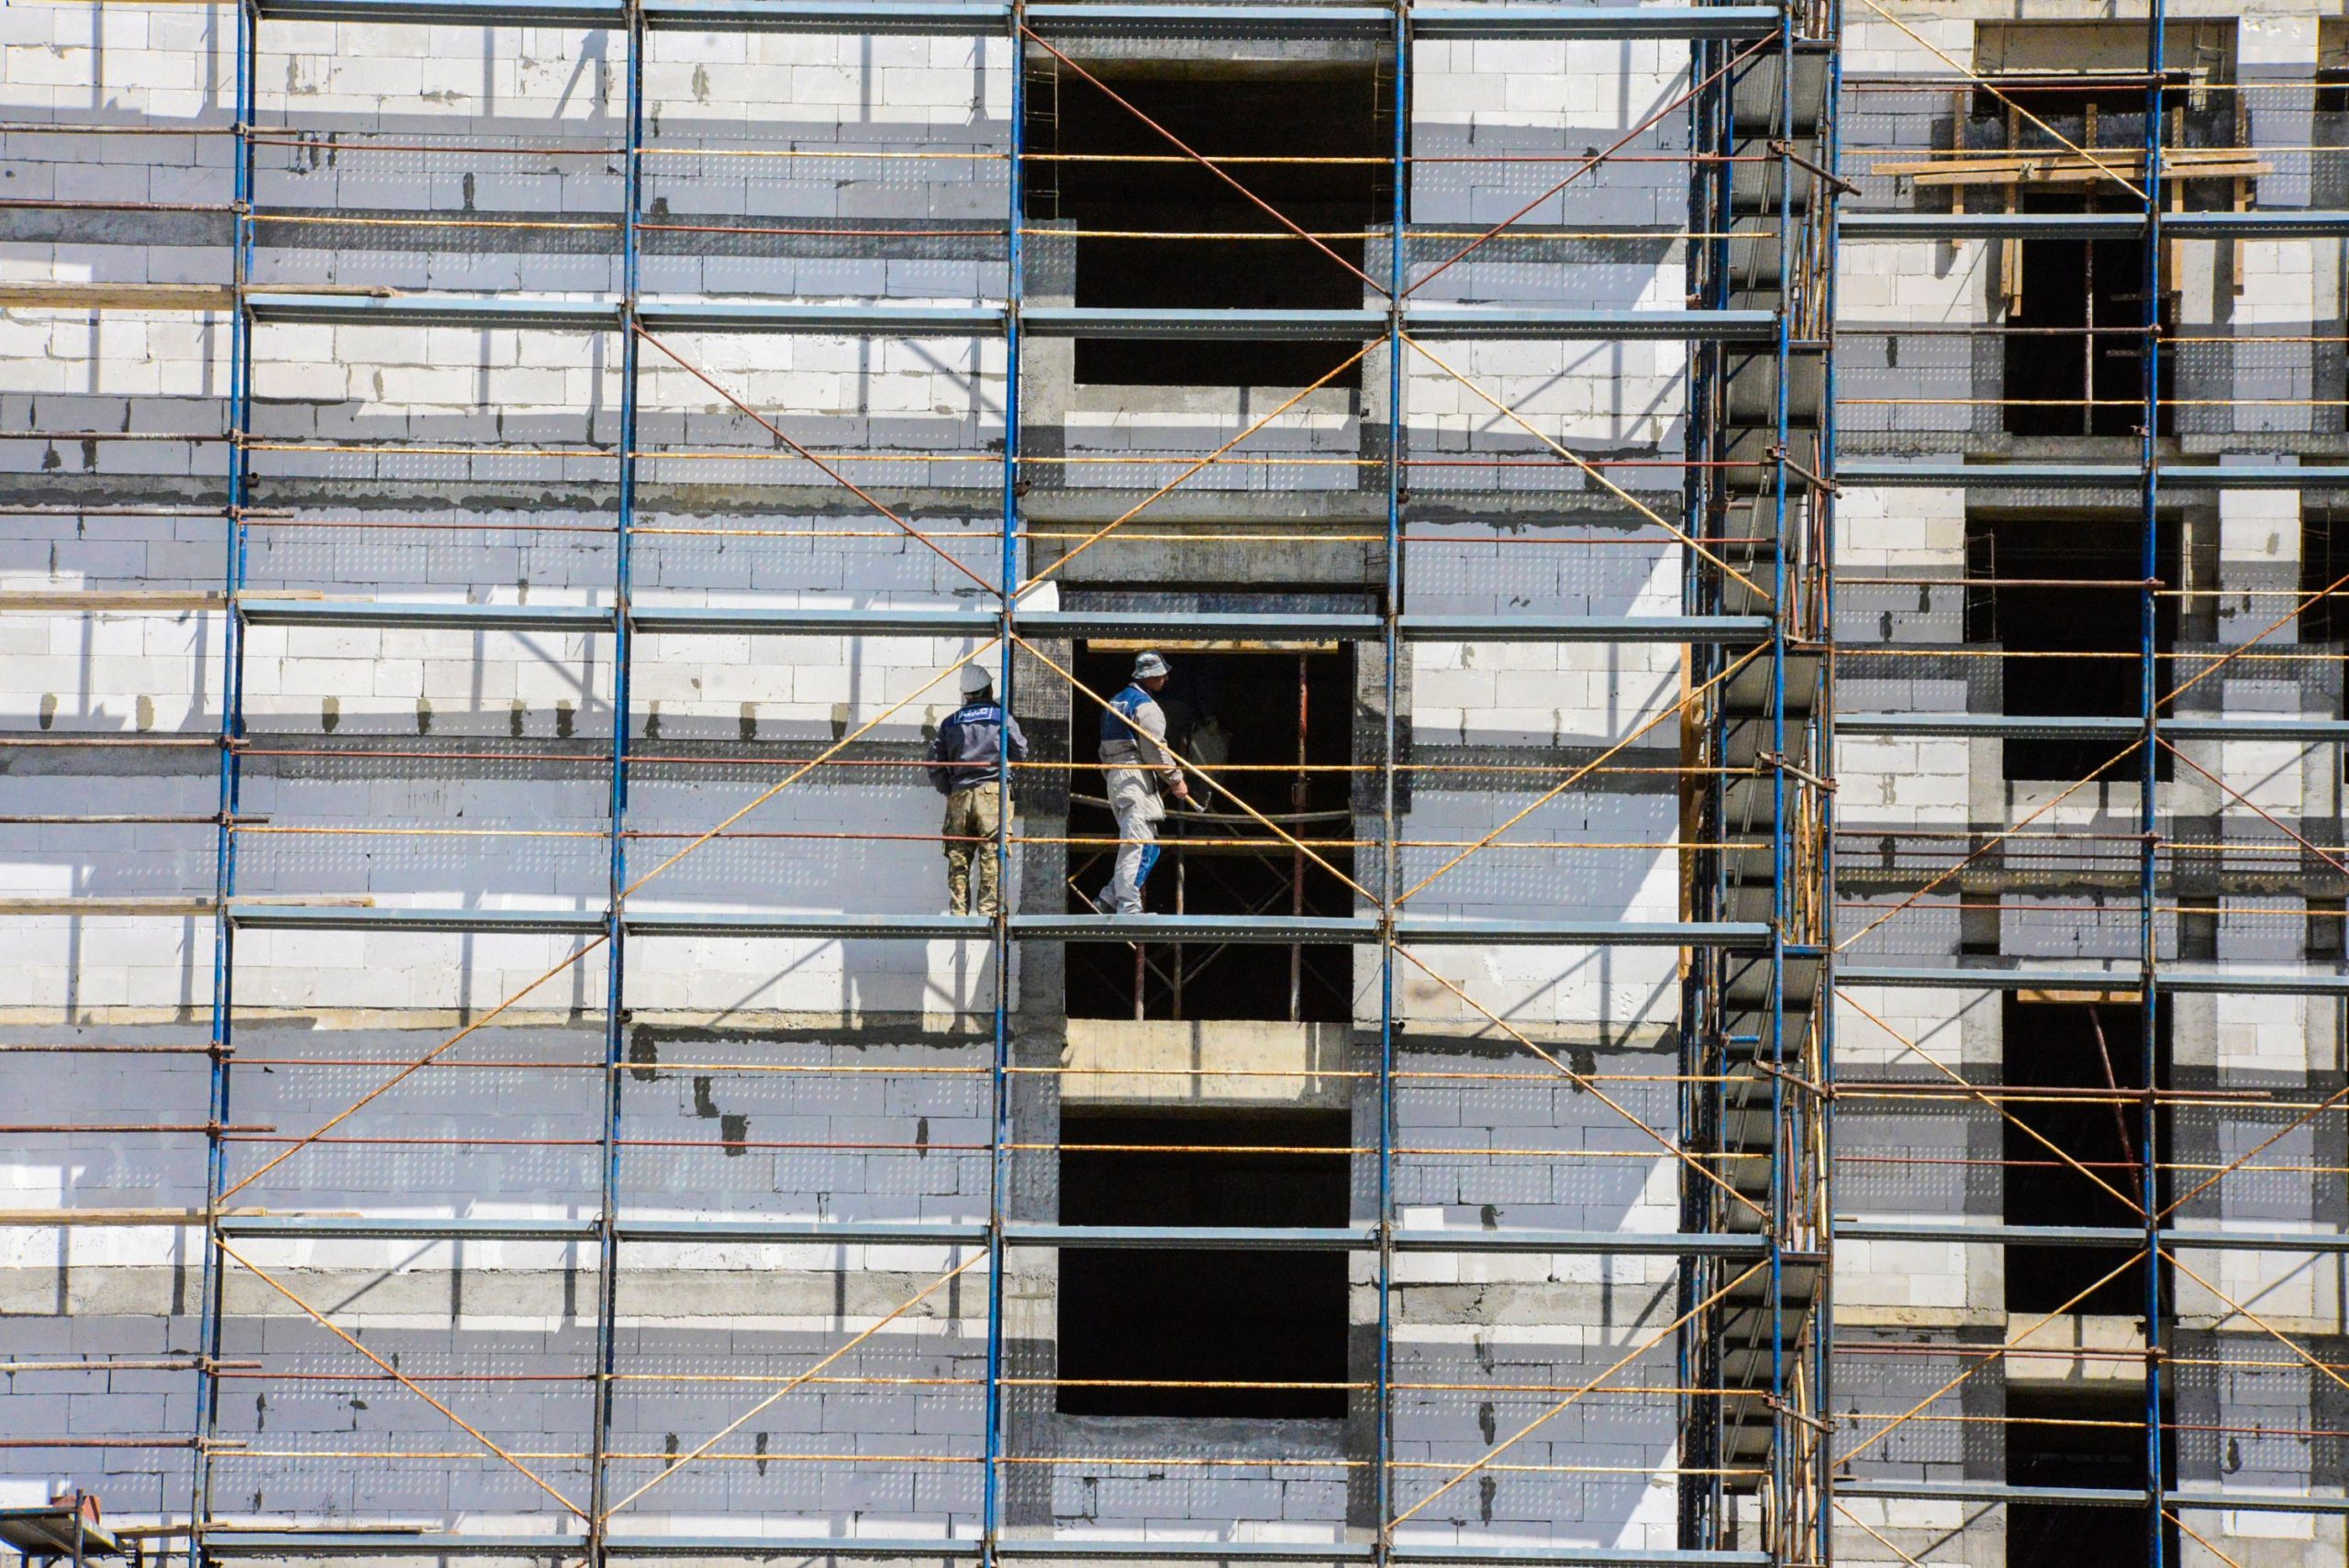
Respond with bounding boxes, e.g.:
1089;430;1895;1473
1967;79;2158;149
2319;67;2349;117
1056;1107;1350;1418
2001;996;2168;1315
1967;76;2167;133
2006;1385;2176;1568
2301;509;2349;648
2310;896;2346;962
2002;197;2175;439
1064;640;1356;1021
1023;58;1391;386
1965;515;2177;782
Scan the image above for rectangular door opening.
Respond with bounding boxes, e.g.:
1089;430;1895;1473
1055;1106;1351;1419
1023;57;1392;387
2001;195;2175;439
2000;995;2168;1315
2006;1385;2176;1568
1965;515;2177;783
1064;641;1356;1022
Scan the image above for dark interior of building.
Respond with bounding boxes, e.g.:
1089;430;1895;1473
1965;79;2185;440
1022;57;1392;385
1063;641;1356;1021
2001;195;2175;439
2301;508;2349;650
2001;995;2168;1315
1965;514;2178;782
1056;1106;1352;1418
2005;1385;2176;1568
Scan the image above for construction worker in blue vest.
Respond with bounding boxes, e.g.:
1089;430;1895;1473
1097;651;1194;915
928;662;1028;917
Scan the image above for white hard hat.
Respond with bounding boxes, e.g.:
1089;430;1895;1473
959;663;995;696
1131;651;1170;681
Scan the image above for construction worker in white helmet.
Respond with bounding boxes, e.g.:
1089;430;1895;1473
927;661;1028;917
1096;650;1193;915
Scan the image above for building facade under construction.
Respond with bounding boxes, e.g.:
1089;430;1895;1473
0;2;2342;1567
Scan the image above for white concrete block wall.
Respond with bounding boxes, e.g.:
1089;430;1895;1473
628;631;996;732
250;322;624;476
615;1041;992;1225
205;1023;604;1213
0;307;231;498
0;1034;209;1234
1394;1045;1681;1235
1829;1337;1981;1485
1408;39;1687;241
1376;949;1678;1041
251;22;625;294
2;914;211;1017
240;624;613;734
0;1327;203;1520
1406;530;1676;618
1409;644;1683;749
2002;889;2157;962
1830;983;1992;1328
1;517;223;595
1388;1313;1683;1551
0;3;236;296
619;938;1005;1027
241;508;618;602
639;331;1006;463
1404;338;1685;459
632;515;999;609
1057;392;1362;496
640;33;1008;305
0;767;214;895
1835;736;1972;827
204;1246;599;1529
1406;539;1682;773
644;32;1010;150
605;1270;987;1539
0;310;232;404
1392;791;1675;921
0;608;220;732
0;1012;1721;1548
1404;36;1690;470
1833;240;1991;458
233;924;612;1017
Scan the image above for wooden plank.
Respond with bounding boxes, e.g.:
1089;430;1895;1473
0;895;373;917
0;590;230;612
0;282;234;310
0;1208;349;1228
1873;148;2266;188
0;282;398;311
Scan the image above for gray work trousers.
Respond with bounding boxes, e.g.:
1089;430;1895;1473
1102;767;1165;916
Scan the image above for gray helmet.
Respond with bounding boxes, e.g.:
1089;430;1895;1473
959;663;995;696
1130;651;1170;681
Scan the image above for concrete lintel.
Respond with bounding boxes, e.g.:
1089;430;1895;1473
1060;1018;1355;1106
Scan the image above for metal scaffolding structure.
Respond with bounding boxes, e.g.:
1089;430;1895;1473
20;0;2349;1555
0;2;1836;1565
1830;2;2349;1562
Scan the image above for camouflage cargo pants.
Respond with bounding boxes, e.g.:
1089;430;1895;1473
943;782;1004;917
